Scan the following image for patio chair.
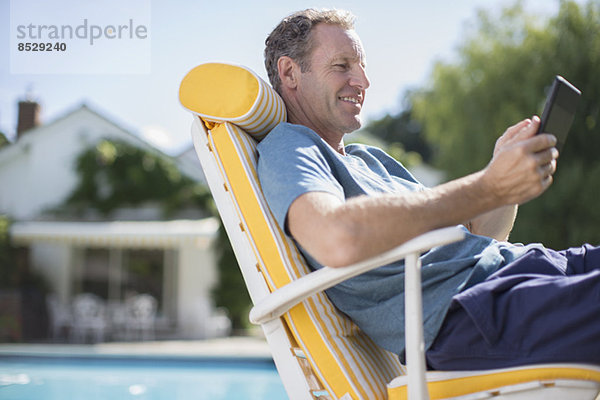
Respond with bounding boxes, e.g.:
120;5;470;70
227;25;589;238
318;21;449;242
179;62;600;400
124;294;157;341
70;293;108;343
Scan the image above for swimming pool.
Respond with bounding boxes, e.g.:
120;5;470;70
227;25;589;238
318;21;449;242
0;354;287;400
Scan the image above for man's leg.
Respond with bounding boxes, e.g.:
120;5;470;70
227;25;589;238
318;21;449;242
426;245;600;370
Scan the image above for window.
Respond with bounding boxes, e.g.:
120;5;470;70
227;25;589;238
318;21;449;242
80;248;110;299
76;247;166;313
122;249;163;310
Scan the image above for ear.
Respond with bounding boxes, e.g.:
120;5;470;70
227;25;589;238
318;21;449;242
277;56;299;90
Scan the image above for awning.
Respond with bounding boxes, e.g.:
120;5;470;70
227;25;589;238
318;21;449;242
10;218;219;249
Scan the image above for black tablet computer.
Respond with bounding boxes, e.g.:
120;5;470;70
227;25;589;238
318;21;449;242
537;75;581;152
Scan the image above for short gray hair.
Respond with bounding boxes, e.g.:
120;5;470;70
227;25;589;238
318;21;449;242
264;9;356;93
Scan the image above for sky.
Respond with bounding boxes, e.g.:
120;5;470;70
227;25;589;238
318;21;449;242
0;0;565;155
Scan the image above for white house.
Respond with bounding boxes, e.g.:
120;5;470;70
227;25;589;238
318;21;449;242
0;100;228;340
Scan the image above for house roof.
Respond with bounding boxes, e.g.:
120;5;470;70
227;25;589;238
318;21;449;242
0;102;203;182
10;218;219;249
0;101;208;220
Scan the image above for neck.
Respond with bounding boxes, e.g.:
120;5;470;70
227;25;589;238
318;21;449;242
286;102;346;156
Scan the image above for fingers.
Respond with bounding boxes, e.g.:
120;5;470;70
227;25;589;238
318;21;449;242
535;145;559;164
537;159;557;180
506;118;532;137
495;116;542;156
494;117;534;156
530;149;558;196
524;133;558;153
541;169;554;190
500;118;532;144
531;115;541;132
515;115;541;139
533;144;558;186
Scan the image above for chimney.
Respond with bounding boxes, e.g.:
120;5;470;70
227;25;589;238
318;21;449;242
17;100;41;138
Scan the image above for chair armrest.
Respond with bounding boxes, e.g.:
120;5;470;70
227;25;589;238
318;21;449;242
249;226;465;325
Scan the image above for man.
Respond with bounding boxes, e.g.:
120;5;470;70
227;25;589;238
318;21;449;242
257;8;600;370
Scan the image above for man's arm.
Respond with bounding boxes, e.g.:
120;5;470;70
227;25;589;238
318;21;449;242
287;118;558;267
467;205;518;241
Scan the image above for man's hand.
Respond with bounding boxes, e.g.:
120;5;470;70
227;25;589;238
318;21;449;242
482;116;558;206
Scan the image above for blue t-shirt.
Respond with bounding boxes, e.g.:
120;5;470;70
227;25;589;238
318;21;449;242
257;122;530;357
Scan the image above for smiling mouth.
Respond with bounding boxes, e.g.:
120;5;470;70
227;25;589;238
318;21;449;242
339;96;360;105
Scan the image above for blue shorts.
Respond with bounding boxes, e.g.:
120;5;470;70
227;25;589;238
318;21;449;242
426;244;600;370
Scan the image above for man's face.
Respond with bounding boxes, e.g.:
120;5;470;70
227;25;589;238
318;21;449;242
295;23;370;138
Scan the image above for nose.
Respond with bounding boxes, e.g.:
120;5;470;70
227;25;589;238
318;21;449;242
349;64;370;91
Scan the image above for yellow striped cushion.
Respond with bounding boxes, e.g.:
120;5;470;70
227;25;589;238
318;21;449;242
388;364;600;399
209;121;405;399
179;63;286;140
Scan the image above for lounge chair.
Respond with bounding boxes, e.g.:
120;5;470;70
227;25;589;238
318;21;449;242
179;62;600;400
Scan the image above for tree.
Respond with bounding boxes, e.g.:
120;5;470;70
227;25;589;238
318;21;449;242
0;215;50;341
0;132;9;149
212;225;251;330
0;215;15;288
411;0;600;248
66;139;212;217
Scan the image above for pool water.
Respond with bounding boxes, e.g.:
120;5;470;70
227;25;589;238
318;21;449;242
0;355;287;400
